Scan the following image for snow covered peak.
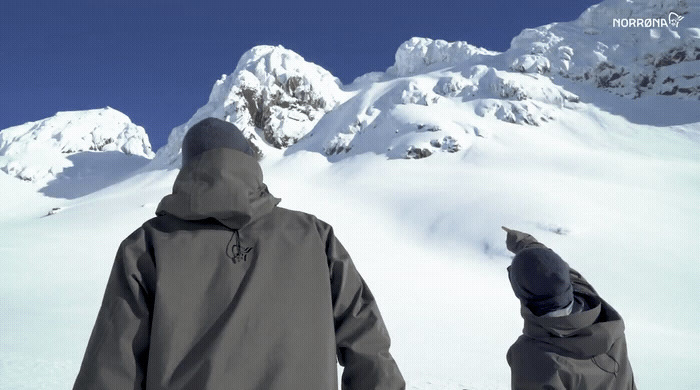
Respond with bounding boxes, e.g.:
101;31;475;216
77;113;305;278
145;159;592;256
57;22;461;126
150;45;350;168
505;0;700;97
210;45;344;107
150;2;698;167
390;37;499;76
0;107;153;182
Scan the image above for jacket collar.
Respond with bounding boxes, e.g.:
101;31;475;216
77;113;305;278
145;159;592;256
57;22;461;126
156;148;280;230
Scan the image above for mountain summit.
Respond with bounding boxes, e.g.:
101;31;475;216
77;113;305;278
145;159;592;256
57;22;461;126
150;45;349;167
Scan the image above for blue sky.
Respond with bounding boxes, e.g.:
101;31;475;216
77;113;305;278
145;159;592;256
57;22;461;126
0;0;601;151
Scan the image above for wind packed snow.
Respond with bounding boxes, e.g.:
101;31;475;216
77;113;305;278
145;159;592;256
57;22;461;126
1;0;699;388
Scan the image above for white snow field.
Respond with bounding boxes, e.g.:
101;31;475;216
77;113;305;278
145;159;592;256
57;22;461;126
2;0;699;388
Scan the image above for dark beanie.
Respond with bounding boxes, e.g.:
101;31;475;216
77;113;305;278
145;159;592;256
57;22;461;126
508;247;574;316
181;118;254;167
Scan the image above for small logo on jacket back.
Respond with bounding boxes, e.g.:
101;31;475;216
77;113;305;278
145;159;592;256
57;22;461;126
228;245;252;264
227;230;252;263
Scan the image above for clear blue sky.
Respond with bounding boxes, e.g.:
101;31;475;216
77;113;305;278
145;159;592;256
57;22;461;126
0;0;600;151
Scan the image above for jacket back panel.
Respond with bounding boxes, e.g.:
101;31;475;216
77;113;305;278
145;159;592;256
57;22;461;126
144;208;338;390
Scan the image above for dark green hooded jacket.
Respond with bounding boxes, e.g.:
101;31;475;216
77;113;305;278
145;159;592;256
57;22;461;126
73;148;405;390
504;230;636;390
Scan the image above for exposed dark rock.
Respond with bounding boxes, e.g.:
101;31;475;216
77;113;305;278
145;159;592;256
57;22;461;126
639;75;651;88
405;147;432;159
325;144;352;155
661;86;679;95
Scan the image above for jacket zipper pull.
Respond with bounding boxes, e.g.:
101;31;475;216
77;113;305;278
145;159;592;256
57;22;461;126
228;229;246;263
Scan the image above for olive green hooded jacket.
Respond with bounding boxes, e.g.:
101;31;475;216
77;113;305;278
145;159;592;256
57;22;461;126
504;229;636;390
73;148;405;390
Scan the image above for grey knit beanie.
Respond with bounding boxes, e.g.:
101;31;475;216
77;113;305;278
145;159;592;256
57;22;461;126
181;118;254;167
508;247;574;316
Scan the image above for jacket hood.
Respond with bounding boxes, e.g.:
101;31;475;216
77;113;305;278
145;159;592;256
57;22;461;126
521;292;626;359
156;148;280;230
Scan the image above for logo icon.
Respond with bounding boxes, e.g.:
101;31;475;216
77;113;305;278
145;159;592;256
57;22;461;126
229;245;252;264
669;12;684;27
227;230;253;264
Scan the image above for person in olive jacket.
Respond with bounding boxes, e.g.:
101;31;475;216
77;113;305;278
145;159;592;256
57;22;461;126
502;227;636;390
74;118;405;390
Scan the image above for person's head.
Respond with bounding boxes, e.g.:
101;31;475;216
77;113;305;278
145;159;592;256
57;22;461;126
181;118;255;167
508;247;573;316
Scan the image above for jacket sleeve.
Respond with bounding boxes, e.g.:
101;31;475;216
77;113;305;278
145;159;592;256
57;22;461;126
73;227;156;390
502;227;548;254
568;267;600;298
321;223;406;390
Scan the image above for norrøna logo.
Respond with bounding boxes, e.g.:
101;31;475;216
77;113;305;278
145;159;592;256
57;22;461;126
613;12;684;28
669;12;684;27
228;245;252;264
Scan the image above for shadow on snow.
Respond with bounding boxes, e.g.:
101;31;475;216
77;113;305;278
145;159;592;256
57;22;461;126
39;151;151;199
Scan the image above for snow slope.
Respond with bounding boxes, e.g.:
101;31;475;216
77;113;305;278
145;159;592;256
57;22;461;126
1;106;698;389
1;0;700;388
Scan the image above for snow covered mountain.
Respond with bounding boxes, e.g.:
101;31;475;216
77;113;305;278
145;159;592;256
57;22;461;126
150;45;350;167
0;107;154;183
150;0;698;167
292;45;583;160
504;0;700;98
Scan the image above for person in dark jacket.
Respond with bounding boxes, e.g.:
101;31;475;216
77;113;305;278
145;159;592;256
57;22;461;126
74;117;406;390
502;227;636;390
